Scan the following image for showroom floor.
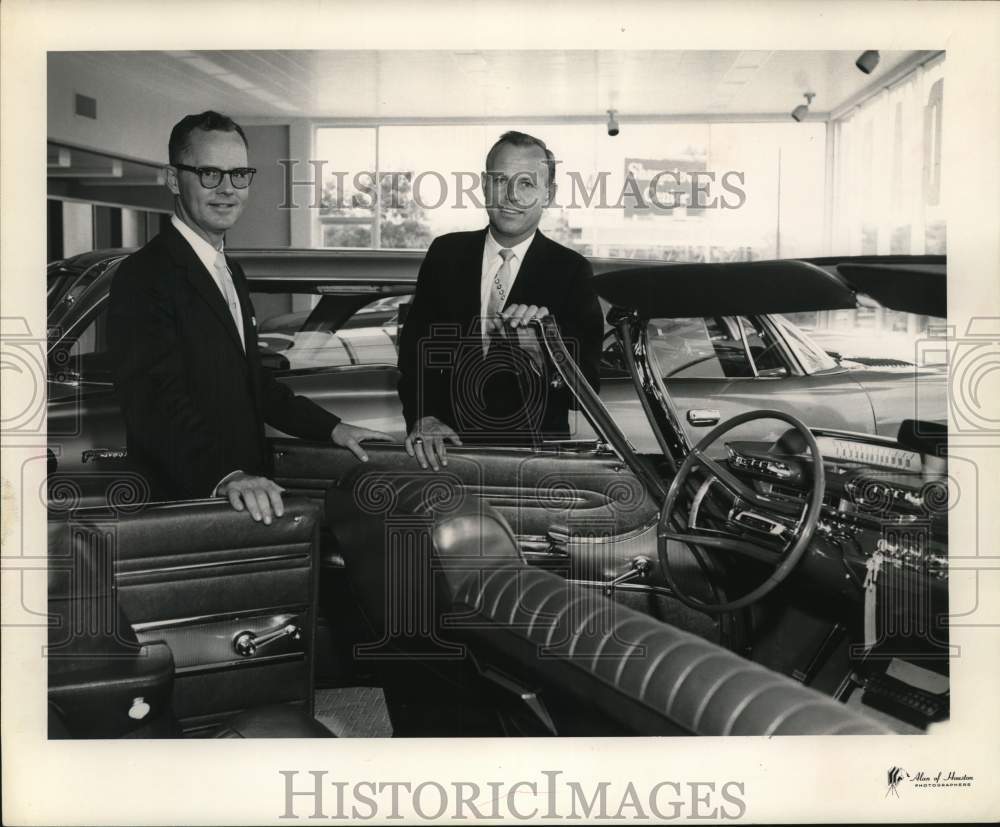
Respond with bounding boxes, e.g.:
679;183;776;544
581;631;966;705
314;687;393;737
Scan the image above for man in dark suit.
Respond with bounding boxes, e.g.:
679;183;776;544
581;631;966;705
108;111;389;523
397;131;603;469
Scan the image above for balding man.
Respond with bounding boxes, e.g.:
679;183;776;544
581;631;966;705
397;130;603;469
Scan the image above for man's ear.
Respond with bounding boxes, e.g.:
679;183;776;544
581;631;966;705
544;182;557;208
164;165;180;196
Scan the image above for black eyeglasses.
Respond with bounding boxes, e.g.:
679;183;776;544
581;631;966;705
174;164;256;189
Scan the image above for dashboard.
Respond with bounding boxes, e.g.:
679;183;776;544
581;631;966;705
723;430;949;582
721;428;950;726
815;434;926;472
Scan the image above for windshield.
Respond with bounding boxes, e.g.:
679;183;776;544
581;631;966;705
770;315;838;373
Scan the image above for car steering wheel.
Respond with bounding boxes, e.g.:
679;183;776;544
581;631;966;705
657;409;825;612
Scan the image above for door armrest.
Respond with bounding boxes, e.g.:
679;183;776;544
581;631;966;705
48;640;175;738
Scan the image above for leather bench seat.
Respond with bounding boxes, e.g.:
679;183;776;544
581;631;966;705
333;477;888;737
429;499;888;735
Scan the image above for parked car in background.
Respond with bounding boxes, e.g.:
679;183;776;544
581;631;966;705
46;248;946;493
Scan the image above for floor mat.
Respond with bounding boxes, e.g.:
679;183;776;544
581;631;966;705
314;687;393;737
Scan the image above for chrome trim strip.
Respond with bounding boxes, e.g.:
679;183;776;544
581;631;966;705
130;604;310;633
736;316;759;377
173;651;304;676
117;552;310;579
565;579;679;601
518;518;658;550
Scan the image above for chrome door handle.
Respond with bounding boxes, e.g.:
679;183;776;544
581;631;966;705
687;409;720;426
233;623;300;657
603;556;652;596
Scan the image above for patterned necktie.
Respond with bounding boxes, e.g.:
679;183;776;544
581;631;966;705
214;250;245;351
484;247;514;353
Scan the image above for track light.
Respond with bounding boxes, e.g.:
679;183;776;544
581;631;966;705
855;50;880;75
606;109;619;137
791;92;815;122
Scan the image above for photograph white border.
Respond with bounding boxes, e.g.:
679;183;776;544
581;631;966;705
3;0;999;823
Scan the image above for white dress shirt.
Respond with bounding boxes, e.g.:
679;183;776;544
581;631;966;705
171;215;244;341
480;229;535;341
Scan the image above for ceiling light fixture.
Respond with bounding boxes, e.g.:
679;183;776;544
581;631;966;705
607;109;619;137
791;92;815;123
855;50;881;75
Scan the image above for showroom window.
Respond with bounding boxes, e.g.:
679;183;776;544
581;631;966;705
314;121;826;261
831;55;945;256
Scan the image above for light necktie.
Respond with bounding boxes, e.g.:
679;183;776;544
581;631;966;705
484;247;514;353
213;250;245;351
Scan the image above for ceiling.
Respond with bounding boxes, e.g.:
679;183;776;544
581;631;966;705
53;50;932;121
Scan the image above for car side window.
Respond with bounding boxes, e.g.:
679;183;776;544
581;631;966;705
739;316;788;376
251;291;409;372
55;301;113;383
770;314;838;374
646;316;754;379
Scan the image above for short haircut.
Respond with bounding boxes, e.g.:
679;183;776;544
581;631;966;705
485;131;557;189
168;111;248;165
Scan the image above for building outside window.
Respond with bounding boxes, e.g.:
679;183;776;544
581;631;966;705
314;121;827;263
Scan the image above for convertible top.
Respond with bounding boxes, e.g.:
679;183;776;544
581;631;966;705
836;261;946;317
594;255;946;318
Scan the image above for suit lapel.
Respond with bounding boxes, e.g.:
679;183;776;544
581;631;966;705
455;229;488;335
227;258;264;407
506;231;548;307
227;256;256;350
161;223;247;355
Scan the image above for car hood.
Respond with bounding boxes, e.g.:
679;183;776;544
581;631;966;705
594;255;945;318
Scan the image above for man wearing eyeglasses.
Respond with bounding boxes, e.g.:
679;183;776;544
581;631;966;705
108;110;389;523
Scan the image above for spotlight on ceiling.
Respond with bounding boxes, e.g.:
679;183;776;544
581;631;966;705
791;92;815;123
855;50;881;75
606;109;619;137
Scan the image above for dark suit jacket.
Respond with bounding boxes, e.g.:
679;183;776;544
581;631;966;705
397;228;603;444
107;223;340;500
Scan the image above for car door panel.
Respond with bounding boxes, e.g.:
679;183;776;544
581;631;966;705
854;367;948;437
272;439;659;583
56;498;322;733
48;365;407;511
48;387;140;509
593;373;875;454
664;372;876;447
